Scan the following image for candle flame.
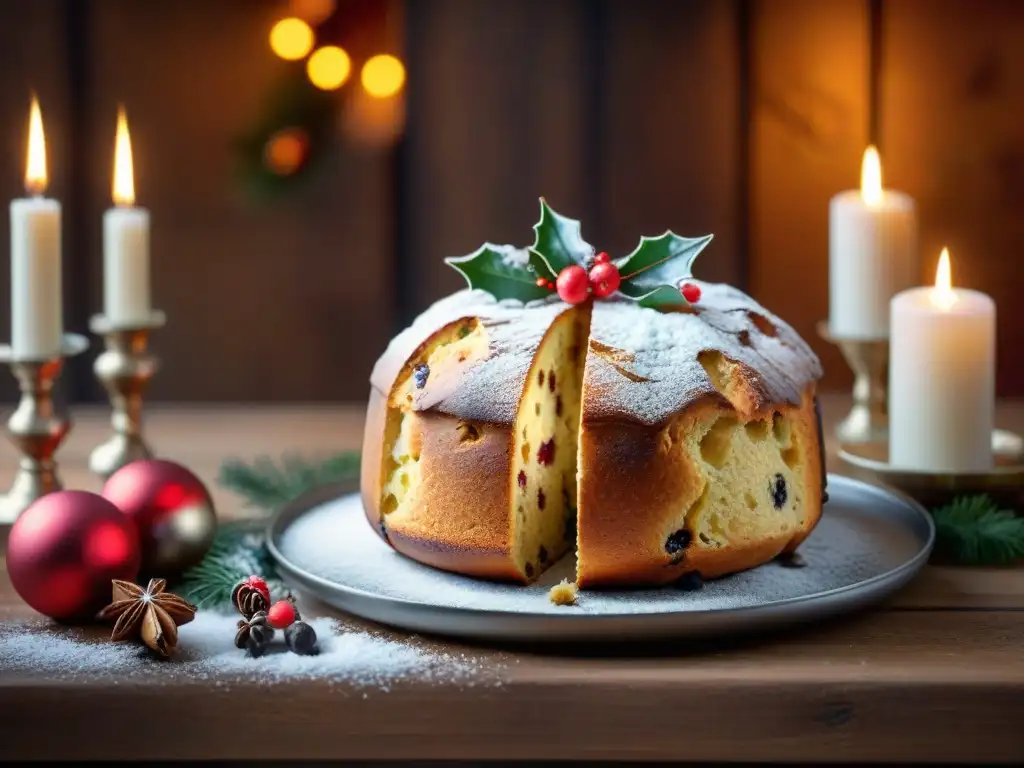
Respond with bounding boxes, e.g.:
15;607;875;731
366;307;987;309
931;247;957;310
112;105;135;206
25;94;47;196
860;145;883;206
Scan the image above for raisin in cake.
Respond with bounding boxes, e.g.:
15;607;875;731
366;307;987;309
361;255;826;589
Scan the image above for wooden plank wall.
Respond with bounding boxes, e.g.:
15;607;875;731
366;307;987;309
1;0;1022;401
401;0;743;322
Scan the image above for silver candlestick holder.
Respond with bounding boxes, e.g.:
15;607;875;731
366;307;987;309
817;321;889;445
88;311;165;479
0;334;90;525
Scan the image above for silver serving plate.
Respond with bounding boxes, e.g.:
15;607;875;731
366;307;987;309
266;474;934;643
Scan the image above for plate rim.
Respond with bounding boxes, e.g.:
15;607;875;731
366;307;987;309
265;473;936;625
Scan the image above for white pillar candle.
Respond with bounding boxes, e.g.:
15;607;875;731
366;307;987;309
889;248;996;472
9;96;62;360
829;146;918;339
103;107;151;326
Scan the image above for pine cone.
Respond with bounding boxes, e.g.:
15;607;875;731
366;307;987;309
231;582;268;619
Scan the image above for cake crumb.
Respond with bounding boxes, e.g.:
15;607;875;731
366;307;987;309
548;579;579;606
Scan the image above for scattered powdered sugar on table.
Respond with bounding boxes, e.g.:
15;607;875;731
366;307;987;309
276;481;927;616
0;611;487;688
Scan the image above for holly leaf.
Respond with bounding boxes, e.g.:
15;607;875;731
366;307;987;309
530;198;594;277
445;244;550;302
617;281;689;309
617;231;713;282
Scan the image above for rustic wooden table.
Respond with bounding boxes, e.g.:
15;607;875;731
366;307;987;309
1;395;1022;763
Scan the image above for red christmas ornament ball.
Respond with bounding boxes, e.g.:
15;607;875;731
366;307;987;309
588;261;621;298
6;491;141;622
102;459;217;579
267;599;297;629
556;265;589;304
681;282;702;304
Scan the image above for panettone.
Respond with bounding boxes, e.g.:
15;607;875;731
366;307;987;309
360;204;826;589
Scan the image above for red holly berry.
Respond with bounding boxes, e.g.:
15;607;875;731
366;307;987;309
245;575;271;607
588;261;621;298
594;251;610;264
556;265;589;304
267;599;297;629
681;282;702;304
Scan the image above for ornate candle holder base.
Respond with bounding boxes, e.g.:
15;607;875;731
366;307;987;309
838;430;1024;511
88;311;165;480
0;334;90;525
817;322;889;446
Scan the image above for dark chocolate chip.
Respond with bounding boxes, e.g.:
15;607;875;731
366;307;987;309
675;571;704;591
538;370;545;386
412;363;430;389
770;473;788;509
555;395;563;417
537;488;546;510
665;528;692;555
548;371;557;392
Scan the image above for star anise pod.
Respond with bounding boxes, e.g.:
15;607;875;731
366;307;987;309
231;581;268;619
96;578;197;659
235;611;274;657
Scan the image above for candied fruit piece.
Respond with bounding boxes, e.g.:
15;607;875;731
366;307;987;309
412;363;429;389
548;371;557;392
537;439;555;465
771;473;788;509
538;370;545;386
665;528;692;554
517;469;527;488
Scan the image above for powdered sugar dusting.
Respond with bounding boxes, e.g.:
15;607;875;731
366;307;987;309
0;610;490;688
585;281;822;424
274;489;925;618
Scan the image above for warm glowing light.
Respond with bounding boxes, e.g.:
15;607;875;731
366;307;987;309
860;145;883;206
112;106;135;206
25;95;47;195
361;54;405;98
307;46;351;90
289;0;336;25
263;127;308;176
269;17;314;61
931;247;957;310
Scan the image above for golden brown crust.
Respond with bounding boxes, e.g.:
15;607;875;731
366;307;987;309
360;387;388;536
383;412;523;582
576;385;822;588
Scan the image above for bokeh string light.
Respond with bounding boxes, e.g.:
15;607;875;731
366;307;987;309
360;53;405;98
269;17;314;61
307;45;352;91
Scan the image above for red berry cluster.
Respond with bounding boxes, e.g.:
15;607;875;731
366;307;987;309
238;575;297;628
539;251;622;305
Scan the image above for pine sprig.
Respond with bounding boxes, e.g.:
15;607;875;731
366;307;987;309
173;521;284;610
931;495;1024;566
218;450;361;514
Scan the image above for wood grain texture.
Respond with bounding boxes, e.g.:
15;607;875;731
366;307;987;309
401;0;589;317
881;0;1024;397
750;0;869;392
79;0;395;402
0;394;1022;762
598;0;742;287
